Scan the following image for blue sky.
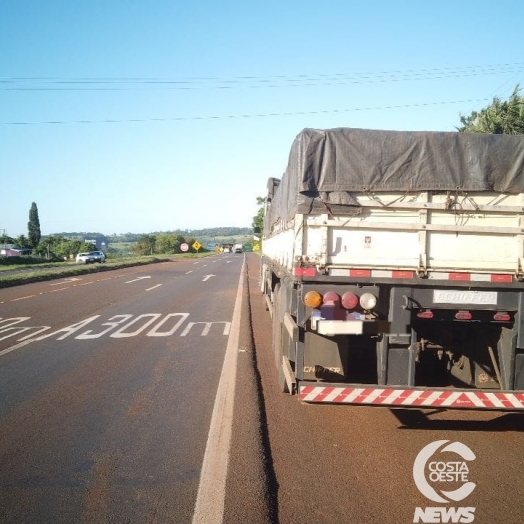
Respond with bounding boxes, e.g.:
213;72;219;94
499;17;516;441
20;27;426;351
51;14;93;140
2;1;524;237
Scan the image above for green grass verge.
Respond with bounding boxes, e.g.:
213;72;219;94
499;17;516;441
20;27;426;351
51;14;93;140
0;252;216;288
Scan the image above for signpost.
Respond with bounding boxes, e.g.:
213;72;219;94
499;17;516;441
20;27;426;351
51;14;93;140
180;243;189;252
192;241;202;253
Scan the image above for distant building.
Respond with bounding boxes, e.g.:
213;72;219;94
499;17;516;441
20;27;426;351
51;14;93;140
0;244;32;257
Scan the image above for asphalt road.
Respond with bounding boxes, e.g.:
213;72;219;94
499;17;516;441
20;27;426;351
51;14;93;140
2;253;524;524
0;255;247;523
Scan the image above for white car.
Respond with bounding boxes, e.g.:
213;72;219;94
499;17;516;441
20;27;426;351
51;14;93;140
76;251;105;264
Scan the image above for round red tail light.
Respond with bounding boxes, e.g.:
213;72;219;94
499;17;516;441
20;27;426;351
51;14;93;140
341;292;359;310
322;291;340;305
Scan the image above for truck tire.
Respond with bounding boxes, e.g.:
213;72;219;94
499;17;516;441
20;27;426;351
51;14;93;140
271;284;289;393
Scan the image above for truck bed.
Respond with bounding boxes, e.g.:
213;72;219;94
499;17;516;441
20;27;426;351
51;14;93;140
264;191;524;279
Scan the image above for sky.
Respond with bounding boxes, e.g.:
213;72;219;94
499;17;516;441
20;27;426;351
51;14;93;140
2;0;524;238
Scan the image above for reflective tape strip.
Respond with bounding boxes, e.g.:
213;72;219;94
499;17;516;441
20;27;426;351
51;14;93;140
299;385;524;410
429;272;513;282
331;269;512;282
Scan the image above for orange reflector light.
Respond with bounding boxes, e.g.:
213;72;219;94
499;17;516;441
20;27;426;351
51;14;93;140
417;310;434;319
455;310;472;320
304;290;322;308
341;292;359;310
494;312;511;322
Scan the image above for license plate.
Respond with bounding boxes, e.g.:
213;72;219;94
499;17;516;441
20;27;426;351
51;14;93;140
433;290;498;305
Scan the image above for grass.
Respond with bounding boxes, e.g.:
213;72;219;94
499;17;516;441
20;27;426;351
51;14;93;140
0;252;216;288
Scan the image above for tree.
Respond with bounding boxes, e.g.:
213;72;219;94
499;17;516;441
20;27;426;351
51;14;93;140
458;85;524;134
133;234;156;255
15;235;30;248
252;196;265;233
155;233;179;254
27;202;41;248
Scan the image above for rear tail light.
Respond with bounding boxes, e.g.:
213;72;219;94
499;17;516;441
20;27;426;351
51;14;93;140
359;293;377;310
341;292;359;310
303;290;378;311
494;312;511;322
304;290;322;309
322;291;340;305
455;310;472;320
417;310;434;319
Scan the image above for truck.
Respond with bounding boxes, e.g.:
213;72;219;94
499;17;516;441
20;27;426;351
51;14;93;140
260;127;524;410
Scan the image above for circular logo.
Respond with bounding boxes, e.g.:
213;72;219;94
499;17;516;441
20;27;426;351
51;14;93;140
413;440;476;503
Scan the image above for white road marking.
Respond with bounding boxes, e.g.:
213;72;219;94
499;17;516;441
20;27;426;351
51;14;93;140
125;276;151;283
0;339;35;357
185;270;193;274
192;259;244;524
49;277;81;286
202;274;216;282
146;284;162;291
11;295;36;302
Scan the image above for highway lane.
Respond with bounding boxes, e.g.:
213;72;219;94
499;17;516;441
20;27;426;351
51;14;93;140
0;254;245;523
246;254;524;524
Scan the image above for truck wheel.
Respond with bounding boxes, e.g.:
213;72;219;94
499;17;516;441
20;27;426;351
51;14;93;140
272;284;289;393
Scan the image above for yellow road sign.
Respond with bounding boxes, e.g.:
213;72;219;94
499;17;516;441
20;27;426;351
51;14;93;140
192;241;202;251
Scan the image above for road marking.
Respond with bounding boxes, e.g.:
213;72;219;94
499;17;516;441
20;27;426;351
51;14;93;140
202;274;216;282
49;277;81;286
0;339;35;357
125;276;151;283
146;284;162;291
180;321;231;337
11;295;36;301
185;270;193;274
192;259;244;524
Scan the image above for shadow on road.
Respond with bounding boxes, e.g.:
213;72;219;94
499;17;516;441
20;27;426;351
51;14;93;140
390;408;524;432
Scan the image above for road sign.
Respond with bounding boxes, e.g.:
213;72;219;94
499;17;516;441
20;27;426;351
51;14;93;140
192;241;202;252
253;243;260;251
180;243;189;252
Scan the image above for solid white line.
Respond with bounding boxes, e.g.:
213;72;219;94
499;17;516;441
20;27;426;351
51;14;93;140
192;259;244;524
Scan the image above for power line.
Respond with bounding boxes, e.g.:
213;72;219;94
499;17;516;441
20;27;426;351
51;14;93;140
1;62;523;91
0;98;490;126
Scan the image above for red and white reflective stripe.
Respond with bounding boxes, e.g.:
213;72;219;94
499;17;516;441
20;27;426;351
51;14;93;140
428;272;513;283
330;269;416;278
330;268;513;282
299;385;524;410
293;267;317;276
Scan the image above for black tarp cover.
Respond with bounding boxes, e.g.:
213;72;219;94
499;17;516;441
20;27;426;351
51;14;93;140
265;127;524;230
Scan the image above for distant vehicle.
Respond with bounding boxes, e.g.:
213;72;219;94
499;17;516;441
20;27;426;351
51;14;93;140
75;251;105;264
233;243;243;253
91;250;106;262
